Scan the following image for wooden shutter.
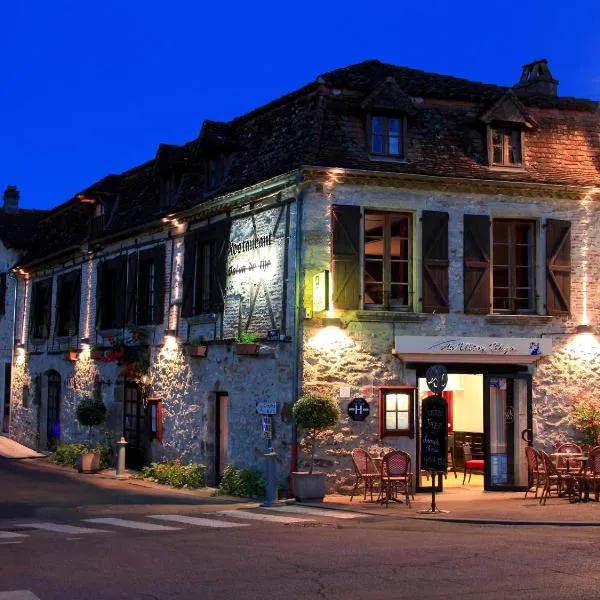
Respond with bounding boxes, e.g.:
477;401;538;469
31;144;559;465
463;214;491;314
126;253;138;325
421;211;449;313
331;205;361;310
114;256;127;328
154;245;166;324
0;273;6;317
181;233;197;317
546;219;571;316
210;220;231;313
70;270;81;335
95;262;103;329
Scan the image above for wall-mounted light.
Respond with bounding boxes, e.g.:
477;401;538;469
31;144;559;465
164;329;177;337
16;342;25;350
80;337;90;345
162;214;182;227
319;317;346;329
77;194;97;204
576;324;594;335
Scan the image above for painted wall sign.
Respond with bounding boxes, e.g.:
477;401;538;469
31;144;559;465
312;270;329;313
347;397;370;421
425;365;448;393
421;394;448;472
256;401;278;415
395;336;551;356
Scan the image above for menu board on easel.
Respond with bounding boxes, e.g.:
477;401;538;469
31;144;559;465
421;394;448;472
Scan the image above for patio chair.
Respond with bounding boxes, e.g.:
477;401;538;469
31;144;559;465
350;448;381;502
462;443;484;484
555;442;583;473
585;446;600;501
524;446;546;499
539;450;575;505
381;450;412;508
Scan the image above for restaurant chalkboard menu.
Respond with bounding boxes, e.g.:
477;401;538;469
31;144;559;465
421;394;448;472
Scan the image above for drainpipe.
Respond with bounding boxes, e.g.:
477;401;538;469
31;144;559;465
290;174;304;482
6;269;19;436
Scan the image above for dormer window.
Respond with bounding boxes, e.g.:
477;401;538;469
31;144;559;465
491;127;522;167
369;116;405;157
160;173;181;209
206;155;225;191
90;202;104;238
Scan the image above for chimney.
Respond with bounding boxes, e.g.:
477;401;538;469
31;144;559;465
514;59;558;96
3;185;19;214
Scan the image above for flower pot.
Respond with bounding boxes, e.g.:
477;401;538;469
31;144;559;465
187;345;208;358
65;351;79;362
291;472;326;502
76;451;101;474
236;343;259;355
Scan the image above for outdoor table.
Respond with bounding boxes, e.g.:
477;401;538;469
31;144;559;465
550;452;584;473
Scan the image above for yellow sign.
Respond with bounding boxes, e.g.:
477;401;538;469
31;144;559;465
312;271;329;313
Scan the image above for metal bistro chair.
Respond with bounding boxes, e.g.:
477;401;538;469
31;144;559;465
462;443;484;484
524;446;546;499
586;446;600;501
381;450;412;508
350;448;381;502
539;450;575;505
555;442;583;473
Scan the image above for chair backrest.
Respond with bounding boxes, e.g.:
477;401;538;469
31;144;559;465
540;450;560;477
525;446;538;474
463;443;473;462
351;448;379;476
448;432;455;450
556;442;583;470
588;446;600;475
382;450;411;477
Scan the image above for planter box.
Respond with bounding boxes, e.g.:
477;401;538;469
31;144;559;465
65;351;79;362
76;451;101;474
187;345;208;358
291;472;326;502
236;343;259;356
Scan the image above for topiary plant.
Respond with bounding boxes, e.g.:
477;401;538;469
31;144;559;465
76;396;107;446
292;393;340;474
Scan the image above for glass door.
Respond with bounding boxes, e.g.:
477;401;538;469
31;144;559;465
484;374;532;491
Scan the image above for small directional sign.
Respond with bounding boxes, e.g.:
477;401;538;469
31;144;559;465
347;397;370;421
256;401;278;415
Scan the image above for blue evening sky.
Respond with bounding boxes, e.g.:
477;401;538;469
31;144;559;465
1;0;599;211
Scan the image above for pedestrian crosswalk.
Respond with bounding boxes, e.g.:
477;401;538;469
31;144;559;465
0;505;371;544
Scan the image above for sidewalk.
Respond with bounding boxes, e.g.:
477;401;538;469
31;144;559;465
0;436;45;459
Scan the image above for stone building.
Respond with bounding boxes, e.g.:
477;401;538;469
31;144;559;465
5;58;600;493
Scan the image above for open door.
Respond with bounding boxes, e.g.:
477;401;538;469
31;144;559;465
484;374;532;491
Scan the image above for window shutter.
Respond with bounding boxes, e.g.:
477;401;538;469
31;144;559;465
210;219;231;313
546;219;571;316
71;270;81;335
421;211;449;313
114;256;127;328
154;245;166;324
464;214;491;314
331;205;361;310
0;273;6;317
181;233;196;317
126;253;138;326
42;279;53;338
95;262;103;329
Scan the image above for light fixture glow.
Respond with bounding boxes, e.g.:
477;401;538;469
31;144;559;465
307;325;354;352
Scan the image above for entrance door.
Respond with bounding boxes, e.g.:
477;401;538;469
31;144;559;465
2;364;10;433
215;393;229;484
47;371;61;450
124;382;146;468
484;374;532;491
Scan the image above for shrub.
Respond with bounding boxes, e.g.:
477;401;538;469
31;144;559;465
76;397;107;428
214;464;266;498
140;460;206;488
236;331;257;344
55;442;88;467
571;392;600;448
293;393;340;473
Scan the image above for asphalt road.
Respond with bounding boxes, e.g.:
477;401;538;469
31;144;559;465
2;459;600;600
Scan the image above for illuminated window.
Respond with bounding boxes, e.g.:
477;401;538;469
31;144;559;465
379;387;415;438
364;211;412;310
369;116;404;157
492;219;535;313
490;127;522;167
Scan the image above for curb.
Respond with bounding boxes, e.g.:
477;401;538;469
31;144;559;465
411;516;600;527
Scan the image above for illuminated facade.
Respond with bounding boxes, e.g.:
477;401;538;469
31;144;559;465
5;59;600;493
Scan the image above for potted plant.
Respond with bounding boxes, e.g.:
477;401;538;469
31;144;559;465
64;348;80;361
75;396;107;474
292;393;340;502
235;331;259;355
187;337;208;358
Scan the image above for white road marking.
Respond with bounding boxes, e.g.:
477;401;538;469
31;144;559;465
147;514;249;528
14;523;108;535
0;541;23;545
263;505;369;519
84;518;181;531
0;531;28;539
0;592;42;600
216;510;314;524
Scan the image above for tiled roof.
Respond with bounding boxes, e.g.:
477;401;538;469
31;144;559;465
0;208;47;251
20;59;600;267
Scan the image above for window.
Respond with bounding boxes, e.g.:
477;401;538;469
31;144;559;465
205;155;226;191
137;250;163;326
0;272;6;317
369;116;404;157
97;257;126;330
364;211;412;309
181;221;231;318
90;203;105;238
159;174;181;209
379;387;415;438
490;127;522;166
492;220;535;313
30;278;53;338
56;270;81;336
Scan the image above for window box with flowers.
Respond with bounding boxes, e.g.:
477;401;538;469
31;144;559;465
235;332;259;355
186;337;208;358
64;349;80;362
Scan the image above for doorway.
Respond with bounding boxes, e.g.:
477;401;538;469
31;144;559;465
215;392;229;485
2;363;10;433
417;368;532;492
123;382;146;469
47;371;61;450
